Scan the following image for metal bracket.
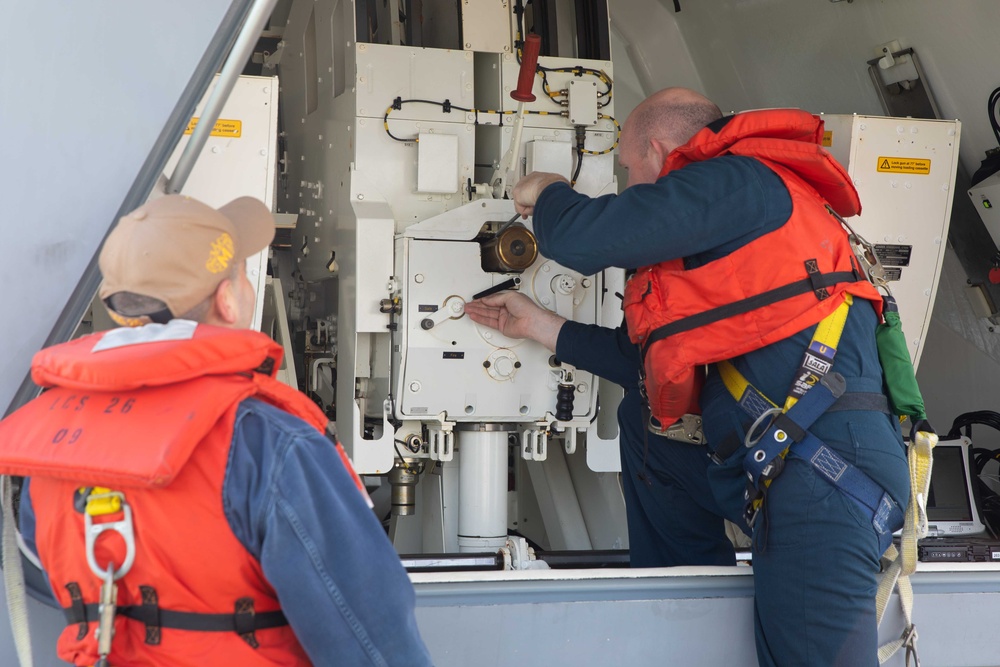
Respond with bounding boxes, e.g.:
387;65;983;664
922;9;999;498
521;428;548;461
427;427;455;461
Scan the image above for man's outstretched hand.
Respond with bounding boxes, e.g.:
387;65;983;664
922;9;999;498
464;291;566;352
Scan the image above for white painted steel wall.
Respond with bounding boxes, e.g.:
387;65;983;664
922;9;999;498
0;0;239;416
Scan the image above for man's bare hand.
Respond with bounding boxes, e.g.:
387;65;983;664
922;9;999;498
512;172;569;218
464;291;566;352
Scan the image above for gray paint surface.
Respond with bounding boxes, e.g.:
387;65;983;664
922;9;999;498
3;565;999;666
0;0;239;415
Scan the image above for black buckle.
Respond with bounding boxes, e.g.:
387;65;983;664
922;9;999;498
758;453;785;483
743;484;763;528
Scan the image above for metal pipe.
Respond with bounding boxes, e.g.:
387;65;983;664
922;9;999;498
166;0;278;194
457;429;509;553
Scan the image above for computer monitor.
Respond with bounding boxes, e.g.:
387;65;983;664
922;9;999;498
924;436;986;537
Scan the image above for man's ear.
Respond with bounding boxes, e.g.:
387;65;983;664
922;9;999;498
648;137;673;165
212;278;240;325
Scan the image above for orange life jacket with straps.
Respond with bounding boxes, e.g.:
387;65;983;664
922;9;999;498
0;322;362;667
622;109;883;428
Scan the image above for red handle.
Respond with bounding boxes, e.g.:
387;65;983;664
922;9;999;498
511;34;541;103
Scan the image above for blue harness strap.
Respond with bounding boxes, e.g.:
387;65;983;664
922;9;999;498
794;435;903;540
736;370;903;539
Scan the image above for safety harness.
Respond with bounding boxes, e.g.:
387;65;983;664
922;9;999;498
706;215;937;665
715;296;905;539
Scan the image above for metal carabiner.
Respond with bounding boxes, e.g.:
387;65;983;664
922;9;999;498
94;563;118;666
903;624;920;667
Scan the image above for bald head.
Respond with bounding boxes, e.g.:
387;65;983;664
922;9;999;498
627;88;722;153
618;88;722;187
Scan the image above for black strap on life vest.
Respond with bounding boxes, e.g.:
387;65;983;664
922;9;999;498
639;262;862;357
63;585;287;649
64;582;88;641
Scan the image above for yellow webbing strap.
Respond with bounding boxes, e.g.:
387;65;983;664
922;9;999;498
877;428;935;665
718;296;852;507
719;359;777;412
782;295;852;412
720;295;852;412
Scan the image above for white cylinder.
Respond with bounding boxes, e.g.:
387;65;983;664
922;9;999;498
457;429;509;552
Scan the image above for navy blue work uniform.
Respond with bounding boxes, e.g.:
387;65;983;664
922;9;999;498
557;321;739;567
532;155;910;667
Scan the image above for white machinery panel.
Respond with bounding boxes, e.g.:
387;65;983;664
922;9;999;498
163;74;280;332
460;0;514;54
822;114;960;368
526;140;574;180
492;124;618;197
354;120;475;231
163;74;279;209
396;238;599;422
356;43;476;122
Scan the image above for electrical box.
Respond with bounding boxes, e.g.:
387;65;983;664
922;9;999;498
567;79;599;126
968;171;1000;248
417;133;460;194
526;141;573;181
821;114;961;369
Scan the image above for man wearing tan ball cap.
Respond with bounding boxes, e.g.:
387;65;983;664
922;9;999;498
98;195;274;328
0;195;433;666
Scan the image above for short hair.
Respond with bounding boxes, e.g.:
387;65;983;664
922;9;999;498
629;98;722;156
104;262;242;325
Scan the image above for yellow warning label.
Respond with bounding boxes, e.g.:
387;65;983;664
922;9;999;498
821;131;832;148
876;156;931;175
184;117;243;138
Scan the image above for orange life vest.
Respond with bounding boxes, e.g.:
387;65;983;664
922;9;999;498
622;109;883;427
0;323;359;666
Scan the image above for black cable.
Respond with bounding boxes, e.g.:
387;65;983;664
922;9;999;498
570;126;586;186
383;97;475;143
535;64;612;108
570;149;584;186
989;86;1000;146
947;410;1000;438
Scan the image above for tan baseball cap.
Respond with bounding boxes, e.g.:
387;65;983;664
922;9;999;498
99;195;275;326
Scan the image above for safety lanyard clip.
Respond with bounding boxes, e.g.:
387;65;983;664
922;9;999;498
94;564;118;667
650;413;705;445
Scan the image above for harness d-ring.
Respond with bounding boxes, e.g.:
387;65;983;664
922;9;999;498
84;490;135;581
744;406;782;449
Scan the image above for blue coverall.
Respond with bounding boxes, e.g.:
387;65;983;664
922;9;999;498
533;155;911;667
556;321;740;567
